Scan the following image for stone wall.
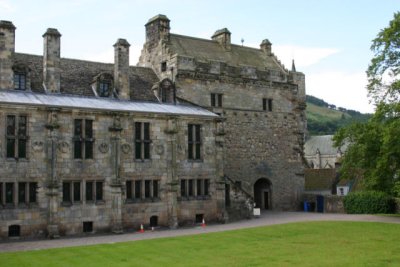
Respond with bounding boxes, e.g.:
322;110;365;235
0;104;223;239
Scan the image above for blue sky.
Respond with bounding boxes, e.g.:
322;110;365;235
1;0;398;113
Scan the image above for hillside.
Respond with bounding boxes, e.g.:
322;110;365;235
306;95;371;135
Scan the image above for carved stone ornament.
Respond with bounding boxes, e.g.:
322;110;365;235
99;143;109;153
156;144;164;155
57;141;70;153
32;140;44;152
121;143;131;154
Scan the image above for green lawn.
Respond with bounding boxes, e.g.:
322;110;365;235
1;222;399;267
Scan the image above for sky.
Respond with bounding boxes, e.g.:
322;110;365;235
1;0;398;113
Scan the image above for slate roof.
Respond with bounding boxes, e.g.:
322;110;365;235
304;168;337;191
0;90;218;117
304;135;347;156
13;53;158;102
169;34;284;71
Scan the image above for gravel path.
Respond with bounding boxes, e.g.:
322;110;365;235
1;211;399;253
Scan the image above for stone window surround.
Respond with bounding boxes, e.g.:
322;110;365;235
210;93;223;108
62;180;105;206
125;179;160;203
5;114;29;160
179;178;210;201
12;63;31;91
134;121;151;161
85;180;104;203
262;98;273;112
0;181;37;208
73;118;94;160
187;123;202;161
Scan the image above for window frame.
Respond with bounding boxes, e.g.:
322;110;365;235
6;115;28;159
263;98;273;112
73;119;94;160
14;72;27;90
188;124;202;160
210;93;223;107
135;122;151;161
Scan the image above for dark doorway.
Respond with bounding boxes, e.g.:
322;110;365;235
254;178;272;210
263;192;269;209
225;183;231;207
150;216;158;227
83;221;93;233
8;225;21;237
195;214;203;223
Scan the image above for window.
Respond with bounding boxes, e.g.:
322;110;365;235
18;182;26;204
180;179;210;198
126;180;159;201
14;72;26;90
161;61;167;72
74;119;94;159
135;180;142;200
62;181;81;204
29;182;37;203
98;81;111;97
263;98;273;112
96;182;103;201
5;182;14;204
210;93;223;107
135;122;151;160
6;115;28;159
188;124;201;160
145;180;151;198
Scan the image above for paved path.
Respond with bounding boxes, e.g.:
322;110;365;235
1;211;399;253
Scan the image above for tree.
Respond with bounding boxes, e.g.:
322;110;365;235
334;12;400;195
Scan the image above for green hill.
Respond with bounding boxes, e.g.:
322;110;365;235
306;95;371;135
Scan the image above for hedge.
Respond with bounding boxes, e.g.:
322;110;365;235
343;191;395;214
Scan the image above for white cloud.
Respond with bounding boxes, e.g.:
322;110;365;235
307;71;374;113
0;0;15;12
273;45;339;68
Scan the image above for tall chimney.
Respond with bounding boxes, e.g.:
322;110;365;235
260;39;272;55
43;28;61;93
114;38;130;100
212;28;231;51
0;20;16;89
145;14;170;51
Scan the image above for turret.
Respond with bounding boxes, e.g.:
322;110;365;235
260;39;272;55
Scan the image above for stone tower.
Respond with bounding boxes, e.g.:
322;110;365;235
144;14;170;52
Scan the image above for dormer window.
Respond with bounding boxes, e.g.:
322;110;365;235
154;78;176;104
92;73;114;98
12;63;30;91
14;72;26;90
99;81;111;97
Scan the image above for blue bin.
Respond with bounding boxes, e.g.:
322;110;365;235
303;201;308;212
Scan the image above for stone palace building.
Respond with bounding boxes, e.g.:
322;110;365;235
0;15;306;239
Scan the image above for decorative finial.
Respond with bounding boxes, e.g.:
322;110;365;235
291;59;296;72
241;38;244;46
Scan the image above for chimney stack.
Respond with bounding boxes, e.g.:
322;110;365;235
212;28;231;51
260;39;272;55
0;20;16;89
43;28;61;93
114;38;130;100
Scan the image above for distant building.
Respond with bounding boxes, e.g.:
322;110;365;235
0;15;306;239
304;135;346;169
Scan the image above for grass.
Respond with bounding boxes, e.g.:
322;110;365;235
1;221;399;267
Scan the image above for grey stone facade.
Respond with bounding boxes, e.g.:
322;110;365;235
0;15;306;240
139;15;306;213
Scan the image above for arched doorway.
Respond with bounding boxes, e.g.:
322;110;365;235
254;178;272;209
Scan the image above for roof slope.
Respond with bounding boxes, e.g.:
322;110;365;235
304;135;340;156
169;34;283;71
0;90;218;117
305;168;337;191
14;53;158;102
